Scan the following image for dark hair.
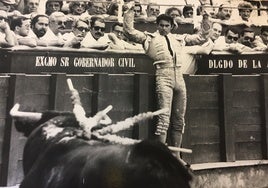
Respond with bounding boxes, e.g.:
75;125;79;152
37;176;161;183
10;17;30;31
182;5;193;16
69;1;87;14
238;2;253;12
111;22;123;31
45;1;63;15
31;14;49;28
106;2;118;16
225;26;241;36
241;27;255;36
134;3;142;12
156;14;174;26
146;3;160;10
261;25;268;34
46;1;63;8
90;16;105;27
165;7;182;17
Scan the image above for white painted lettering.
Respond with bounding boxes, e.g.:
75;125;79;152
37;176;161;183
238;59;248;68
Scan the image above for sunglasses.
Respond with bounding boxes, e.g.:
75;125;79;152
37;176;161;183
93;26;105;32
57;21;67;26
244;36;254;42
73;3;86;8
0;17;7;21
186;11;193;15
150;8;159;12
227;35;238;41
76;26;89;32
114;29;124;35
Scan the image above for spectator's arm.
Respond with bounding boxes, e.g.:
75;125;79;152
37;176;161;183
0;23;17;47
184;39;214;55
64;36;83;48
36;39;64;47
17;37;37;47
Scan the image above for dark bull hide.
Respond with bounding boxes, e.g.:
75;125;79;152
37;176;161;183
11;77;193;188
11;110;193;188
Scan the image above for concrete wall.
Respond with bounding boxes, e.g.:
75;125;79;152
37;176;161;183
191;161;268;188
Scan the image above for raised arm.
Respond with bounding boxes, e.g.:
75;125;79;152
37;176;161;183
123;8;147;44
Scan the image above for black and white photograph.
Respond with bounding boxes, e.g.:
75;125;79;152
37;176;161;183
0;0;268;187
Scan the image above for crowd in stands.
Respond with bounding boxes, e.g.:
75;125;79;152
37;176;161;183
1;0;268;53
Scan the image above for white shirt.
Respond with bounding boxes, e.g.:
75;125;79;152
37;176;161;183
81;32;110;49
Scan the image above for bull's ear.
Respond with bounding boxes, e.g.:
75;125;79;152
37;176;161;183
13;117;38;137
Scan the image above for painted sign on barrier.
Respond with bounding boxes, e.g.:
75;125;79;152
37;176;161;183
197;52;268;74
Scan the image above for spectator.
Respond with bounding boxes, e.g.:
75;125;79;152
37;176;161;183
106;2;119;21
30;14;64;46
215;3;232;21
182;5;194;18
10;16;37;47
253;25;268;51
133;2;146;22
0;10;16;47
23;0;40;16
86;1;107;16
145;3;160;23
80;0;108;21
199;3;217;18
80;16;110;49
105;1;128;21
68;1;87;16
30;14;48;38
181;22;221;74
47;11;68;42
165;6;184;25
0;0;23;19
181;5;195;24
208;22;222;42
45;0;63;16
165;7;182;19
108;22;143;50
213;26;253;53
63;19;89;48
228;1;255;26
239;27;255;48
238;1;253;22
0;0;16;12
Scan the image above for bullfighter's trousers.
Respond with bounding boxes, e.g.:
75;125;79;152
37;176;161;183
154;65;187;146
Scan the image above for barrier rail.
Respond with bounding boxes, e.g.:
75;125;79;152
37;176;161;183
0;73;268;186
1;48;268;75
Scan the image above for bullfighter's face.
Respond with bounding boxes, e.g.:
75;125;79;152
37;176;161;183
157;20;172;36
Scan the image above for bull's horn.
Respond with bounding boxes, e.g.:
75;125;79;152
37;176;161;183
10;103;42;121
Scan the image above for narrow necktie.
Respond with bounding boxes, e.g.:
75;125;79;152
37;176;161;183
164;35;173;57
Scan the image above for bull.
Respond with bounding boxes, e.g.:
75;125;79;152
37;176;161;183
10;79;193;188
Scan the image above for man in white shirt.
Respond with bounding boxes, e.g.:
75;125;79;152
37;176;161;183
10;16;37;47
213;26;253;53
47;11;68;42
30;14;64;46
63;19;89;48
81;16;110;49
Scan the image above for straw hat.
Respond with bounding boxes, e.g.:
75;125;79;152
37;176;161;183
1;0;16;5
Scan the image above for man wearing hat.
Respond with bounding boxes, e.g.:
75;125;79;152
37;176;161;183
0;0;16;12
0;10;17;47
